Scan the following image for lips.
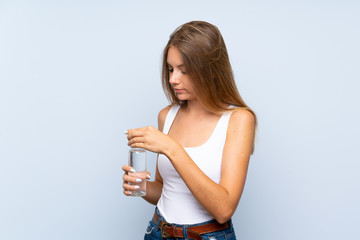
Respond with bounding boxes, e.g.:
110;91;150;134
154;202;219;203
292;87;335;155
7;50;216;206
174;89;184;93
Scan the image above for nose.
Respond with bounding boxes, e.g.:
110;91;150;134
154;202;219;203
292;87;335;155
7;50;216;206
169;70;180;85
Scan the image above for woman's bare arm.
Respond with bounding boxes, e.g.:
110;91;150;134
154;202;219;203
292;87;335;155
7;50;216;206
164;109;254;223
139;106;170;205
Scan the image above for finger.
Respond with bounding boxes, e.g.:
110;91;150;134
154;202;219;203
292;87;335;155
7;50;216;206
123;182;142;191
129;142;146;149
123;174;143;183
145;171;151;180
122;165;135;173
123;190;132;196
127;128;147;140
127;136;145;146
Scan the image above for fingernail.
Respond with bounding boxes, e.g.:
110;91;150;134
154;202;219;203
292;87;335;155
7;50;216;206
124;130;128;134
136;179;142;183
133;185;140;189
146;174;151;179
130;168;136;173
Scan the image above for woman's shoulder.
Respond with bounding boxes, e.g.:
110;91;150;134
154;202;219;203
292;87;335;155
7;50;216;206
225;107;256;154
158;105;172;121
228;107;255;129
157;105;172;132
229;106;254;116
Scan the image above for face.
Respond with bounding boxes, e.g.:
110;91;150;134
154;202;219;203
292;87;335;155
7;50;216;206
167;46;196;101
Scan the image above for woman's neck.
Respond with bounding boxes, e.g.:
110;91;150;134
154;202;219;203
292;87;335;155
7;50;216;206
183;99;212;117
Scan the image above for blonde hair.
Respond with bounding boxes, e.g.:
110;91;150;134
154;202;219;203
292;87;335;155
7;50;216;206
161;21;257;152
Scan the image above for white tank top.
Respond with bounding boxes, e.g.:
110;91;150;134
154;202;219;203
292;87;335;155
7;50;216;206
157;104;233;224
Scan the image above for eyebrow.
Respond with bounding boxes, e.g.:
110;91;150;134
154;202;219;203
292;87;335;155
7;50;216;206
167;63;185;68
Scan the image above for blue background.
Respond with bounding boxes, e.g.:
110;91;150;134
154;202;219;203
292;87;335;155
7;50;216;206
1;0;359;239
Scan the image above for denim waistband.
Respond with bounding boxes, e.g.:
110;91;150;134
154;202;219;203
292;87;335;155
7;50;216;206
145;208;236;240
153;207;233;232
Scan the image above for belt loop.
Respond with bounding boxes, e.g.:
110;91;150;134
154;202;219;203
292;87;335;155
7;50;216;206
182;224;188;239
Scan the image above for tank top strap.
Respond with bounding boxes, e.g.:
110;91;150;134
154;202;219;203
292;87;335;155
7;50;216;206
220;112;232;129
162;104;181;134
207;106;238;144
218;105;238;134
208;111;232;143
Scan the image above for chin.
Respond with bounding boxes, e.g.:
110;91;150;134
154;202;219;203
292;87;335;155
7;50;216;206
177;96;190;101
176;93;195;101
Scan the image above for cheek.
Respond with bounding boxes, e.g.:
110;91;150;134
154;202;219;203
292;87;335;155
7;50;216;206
184;78;194;89
187;83;195;92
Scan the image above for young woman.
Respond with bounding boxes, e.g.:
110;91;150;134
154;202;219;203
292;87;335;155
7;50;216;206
123;21;256;240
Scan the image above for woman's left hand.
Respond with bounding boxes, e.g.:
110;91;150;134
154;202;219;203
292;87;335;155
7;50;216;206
126;126;176;154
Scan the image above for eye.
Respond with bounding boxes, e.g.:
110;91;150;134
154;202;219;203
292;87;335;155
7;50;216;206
179;67;187;74
168;68;174;73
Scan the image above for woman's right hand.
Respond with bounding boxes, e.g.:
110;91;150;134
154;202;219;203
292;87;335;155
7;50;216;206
122;165;150;196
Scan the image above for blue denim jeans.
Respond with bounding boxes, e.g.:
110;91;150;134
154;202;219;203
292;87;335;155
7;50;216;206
144;208;236;240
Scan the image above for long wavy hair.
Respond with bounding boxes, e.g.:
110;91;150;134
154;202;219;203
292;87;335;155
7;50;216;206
161;21;257;152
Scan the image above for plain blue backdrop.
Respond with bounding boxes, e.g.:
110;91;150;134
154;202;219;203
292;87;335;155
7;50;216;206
1;0;359;239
